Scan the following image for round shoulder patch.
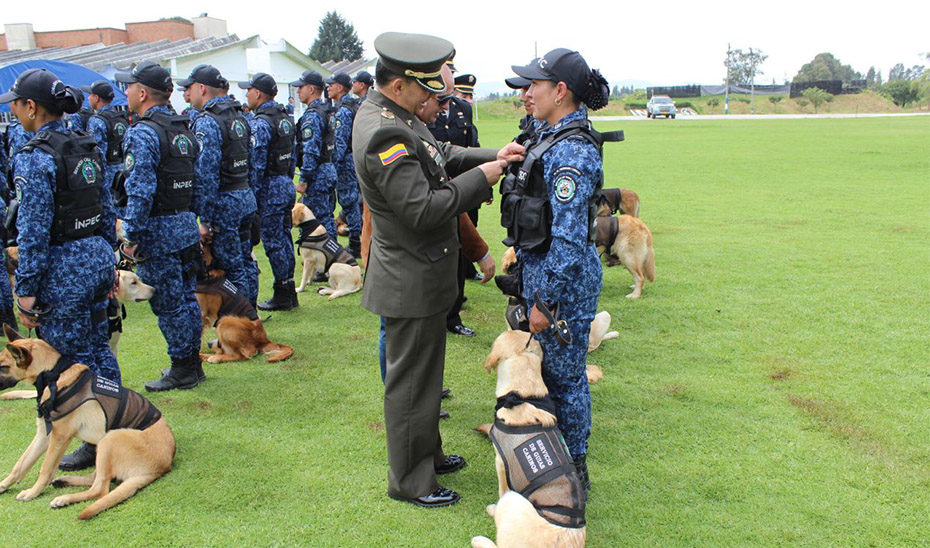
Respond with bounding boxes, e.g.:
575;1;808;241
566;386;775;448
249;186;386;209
555;176;577;203
13;176;26;203
124;152;135;171
302;125;314;140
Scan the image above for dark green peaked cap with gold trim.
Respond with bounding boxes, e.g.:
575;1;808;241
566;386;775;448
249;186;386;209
374;32;454;94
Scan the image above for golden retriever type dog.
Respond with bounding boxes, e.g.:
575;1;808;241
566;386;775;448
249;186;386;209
594;215;655;299
472;330;587;548
596;187;640;218
0;324;175;519
291;203;362;300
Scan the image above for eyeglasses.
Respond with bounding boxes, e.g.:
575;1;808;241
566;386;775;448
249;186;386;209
437;95;453;105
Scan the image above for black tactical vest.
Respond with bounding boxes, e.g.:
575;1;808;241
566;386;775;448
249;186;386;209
73;108;94;130
500;119;622;253
22;130;104;244
202;100;250;191
296;102;335;167
92;109;130;165
339;97;360;146
195;275;259;325
135;110;196;216
255;104;296;177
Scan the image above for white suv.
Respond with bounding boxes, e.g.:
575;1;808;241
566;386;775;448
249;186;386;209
646;95;677;119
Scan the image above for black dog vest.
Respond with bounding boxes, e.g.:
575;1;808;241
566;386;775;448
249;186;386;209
489;399;586;528
295;219;357;271
36;363;161;435
196;276;259;325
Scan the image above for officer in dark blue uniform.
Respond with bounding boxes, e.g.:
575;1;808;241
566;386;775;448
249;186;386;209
181;65;258;306
81;80;126;249
1;68;121;469
241;74;299;311
352;70;373;101
326;71;362;258
65;102;94;133
453;73;476;105
114;61;203;392
290;70;338;238
506;49;613;496
179;84;198;122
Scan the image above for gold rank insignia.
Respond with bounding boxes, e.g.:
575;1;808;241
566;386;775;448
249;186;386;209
381;109;395;119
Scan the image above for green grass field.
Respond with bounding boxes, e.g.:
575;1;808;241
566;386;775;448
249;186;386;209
0;115;927;547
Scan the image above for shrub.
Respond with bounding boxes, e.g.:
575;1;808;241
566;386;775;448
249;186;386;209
708;98;720;107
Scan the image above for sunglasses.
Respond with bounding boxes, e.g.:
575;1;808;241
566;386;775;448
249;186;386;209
437;95;453;105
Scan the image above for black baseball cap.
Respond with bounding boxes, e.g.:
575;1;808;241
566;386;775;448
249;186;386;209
80;80;115;101
177;64;228;89
374;32;453;94
238;73;278;96
290;70;325;88
512;48;590;97
114;60;173;93
505;76;531;90
352;71;373;86
0;68;70;104
325;72;352;88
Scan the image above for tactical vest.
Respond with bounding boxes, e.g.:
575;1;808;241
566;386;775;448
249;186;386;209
296;102;335;168
92;109;130;165
255;104;296;177
22;130;104;245
295;219;357;271
195;276;259;325
202;101;251;191
37;368;162;434
135;110;196;216
489;418;586;528
339;97;360;145
73;108;94;130
499;119;623;253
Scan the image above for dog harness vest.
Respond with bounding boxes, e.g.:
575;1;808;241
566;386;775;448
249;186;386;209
196;276;259;325
500;120;622;253
21;130;105;245
37;363;162;434
597;188;623;215
254;105;295;176
92;109;130;165
296;102;335;167
202;101;251;192
489;395;586;528
594;216;620;261
295;220;358;270
133;111;196;216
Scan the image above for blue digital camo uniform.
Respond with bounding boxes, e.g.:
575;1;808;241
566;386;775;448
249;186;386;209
121;105;202;361
6;121;35;164
12;119;120;383
191;96;259;305
333;96;361;239
0;199;15;327
249;100;296;285
85;105;121;248
296;98;337;236
521;108;603;460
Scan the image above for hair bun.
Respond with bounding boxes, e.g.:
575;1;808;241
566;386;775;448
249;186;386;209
53;83;84;114
582;69;610;111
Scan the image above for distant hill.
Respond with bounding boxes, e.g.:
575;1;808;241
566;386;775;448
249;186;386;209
476;79;658;99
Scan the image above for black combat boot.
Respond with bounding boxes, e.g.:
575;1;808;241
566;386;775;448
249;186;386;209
162;356;205;382
348;236;362;259
257;280;298;311
145;355;200;392
58;442;96;471
573;454;590;501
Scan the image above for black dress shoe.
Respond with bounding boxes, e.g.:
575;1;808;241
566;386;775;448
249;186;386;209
439;409;450;420
388;487;460;508
441;387;451;399
435;454;466;475
58;442;96;471
448;324;476;337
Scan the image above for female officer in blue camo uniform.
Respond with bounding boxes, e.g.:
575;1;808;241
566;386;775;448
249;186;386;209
507;49;612;497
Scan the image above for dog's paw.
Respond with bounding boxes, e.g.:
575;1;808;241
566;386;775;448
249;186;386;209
0;484;8;494
625;293;640;299
16;489;39;501
50;495;70;508
295;287;305;293
485;504;497;517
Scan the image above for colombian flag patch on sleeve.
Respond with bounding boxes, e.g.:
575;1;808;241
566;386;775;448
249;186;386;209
378;144;408;166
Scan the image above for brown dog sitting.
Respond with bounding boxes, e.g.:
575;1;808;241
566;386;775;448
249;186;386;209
472;330;587;548
594;214;655;299
196;275;293;364
596;187;640;218
0;324;175;519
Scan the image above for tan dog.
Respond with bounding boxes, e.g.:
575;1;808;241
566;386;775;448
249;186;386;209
0;325;175;519
291;203;362;300
587;311;618;353
4;246;17;294
596;187;640;218
594;215;655;299
195;276;293;363
472;330;586;548
501;246;518;275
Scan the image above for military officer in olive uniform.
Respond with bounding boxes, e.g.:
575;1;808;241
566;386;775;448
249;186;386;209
353;32;524;508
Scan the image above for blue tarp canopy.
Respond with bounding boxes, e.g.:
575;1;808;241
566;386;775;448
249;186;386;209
0;60;127;112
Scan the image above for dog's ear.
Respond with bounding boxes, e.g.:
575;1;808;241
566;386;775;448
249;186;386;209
484;345;502;374
5;343;32;370
3;323;23;341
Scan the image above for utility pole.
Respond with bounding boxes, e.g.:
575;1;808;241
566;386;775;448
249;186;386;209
725;43;731;115
750;47;755;114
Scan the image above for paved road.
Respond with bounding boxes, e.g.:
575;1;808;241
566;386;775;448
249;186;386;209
592;112;930;121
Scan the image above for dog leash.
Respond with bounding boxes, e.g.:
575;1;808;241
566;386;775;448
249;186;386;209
535;291;573;346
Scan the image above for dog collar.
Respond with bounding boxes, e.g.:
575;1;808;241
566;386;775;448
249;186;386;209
35;357;82;434
495;391;557;417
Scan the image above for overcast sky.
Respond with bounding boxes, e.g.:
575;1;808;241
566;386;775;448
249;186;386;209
3;1;927;90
